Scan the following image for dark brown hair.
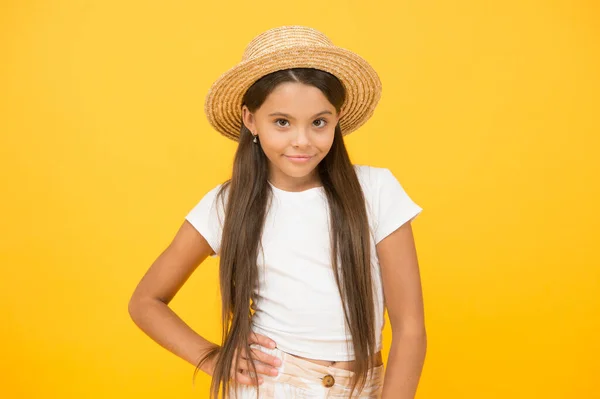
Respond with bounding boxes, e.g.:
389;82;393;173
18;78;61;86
193;68;378;399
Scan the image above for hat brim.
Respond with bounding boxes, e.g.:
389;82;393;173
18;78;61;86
204;46;382;142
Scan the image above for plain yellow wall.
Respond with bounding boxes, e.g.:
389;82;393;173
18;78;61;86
1;1;598;398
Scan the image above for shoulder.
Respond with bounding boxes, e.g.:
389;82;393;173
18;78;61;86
352;163;421;213
186;181;230;222
185;181;230;257
353;164;423;243
352;163;394;192
202;181;231;204
203;181;228;203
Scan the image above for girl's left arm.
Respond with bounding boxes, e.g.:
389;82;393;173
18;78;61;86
377;221;427;399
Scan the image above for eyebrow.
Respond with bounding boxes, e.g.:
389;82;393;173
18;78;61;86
267;110;334;119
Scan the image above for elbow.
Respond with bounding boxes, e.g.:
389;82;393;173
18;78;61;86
128;293;166;320
400;330;427;343
128;295;140;320
391;323;428;341
127;292;149;320
391;329;428;353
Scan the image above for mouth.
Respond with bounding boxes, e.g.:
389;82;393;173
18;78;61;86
284;155;314;163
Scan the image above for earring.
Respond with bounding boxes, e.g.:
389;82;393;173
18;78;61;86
253;135;258;144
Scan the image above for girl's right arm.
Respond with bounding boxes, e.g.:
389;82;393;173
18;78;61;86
128;220;281;379
128;219;220;375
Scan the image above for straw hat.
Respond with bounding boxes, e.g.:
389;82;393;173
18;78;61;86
204;25;382;142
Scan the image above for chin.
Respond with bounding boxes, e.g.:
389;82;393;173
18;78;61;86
281;168;314;178
276;163;317;177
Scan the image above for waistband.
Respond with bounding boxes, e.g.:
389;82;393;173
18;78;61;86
247;343;385;395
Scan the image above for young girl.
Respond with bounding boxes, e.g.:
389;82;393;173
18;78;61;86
129;25;427;399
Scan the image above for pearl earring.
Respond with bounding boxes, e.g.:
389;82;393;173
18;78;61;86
253;135;258;144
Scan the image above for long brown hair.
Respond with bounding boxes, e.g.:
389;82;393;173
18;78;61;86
193;68;378;399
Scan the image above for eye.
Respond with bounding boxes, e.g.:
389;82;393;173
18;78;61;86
275;119;289;127
313;118;328;128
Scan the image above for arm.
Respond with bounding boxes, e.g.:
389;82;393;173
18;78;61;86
127;220;220;375
377;221;427;399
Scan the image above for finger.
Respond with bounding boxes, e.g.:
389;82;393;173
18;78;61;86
250;347;282;369
241;343;281;369
249;331;276;349
234;370;263;386
238;355;279;377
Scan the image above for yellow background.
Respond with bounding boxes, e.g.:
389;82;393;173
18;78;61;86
1;1;598;398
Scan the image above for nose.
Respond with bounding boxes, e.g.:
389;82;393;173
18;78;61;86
291;127;310;147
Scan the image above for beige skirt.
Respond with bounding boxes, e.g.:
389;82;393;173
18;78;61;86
230;343;385;398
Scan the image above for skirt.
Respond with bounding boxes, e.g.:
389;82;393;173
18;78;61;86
230;343;385;398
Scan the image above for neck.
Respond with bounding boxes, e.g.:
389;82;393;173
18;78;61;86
268;170;321;192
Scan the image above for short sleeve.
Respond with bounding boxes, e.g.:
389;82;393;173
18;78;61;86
185;184;226;258
373;168;423;244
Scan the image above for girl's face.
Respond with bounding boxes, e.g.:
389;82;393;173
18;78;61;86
242;82;342;190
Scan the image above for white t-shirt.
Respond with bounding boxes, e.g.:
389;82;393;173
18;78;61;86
185;164;423;361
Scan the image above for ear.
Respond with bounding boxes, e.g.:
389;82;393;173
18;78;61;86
241;105;256;134
337;108;345;122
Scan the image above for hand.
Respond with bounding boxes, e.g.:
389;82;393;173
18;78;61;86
231;332;281;386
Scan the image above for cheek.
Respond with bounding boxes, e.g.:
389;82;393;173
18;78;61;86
260;135;287;154
315;133;335;153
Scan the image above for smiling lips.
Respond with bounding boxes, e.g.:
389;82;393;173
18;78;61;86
285;155;313;163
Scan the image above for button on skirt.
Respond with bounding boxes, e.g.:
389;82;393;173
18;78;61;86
230;343;385;398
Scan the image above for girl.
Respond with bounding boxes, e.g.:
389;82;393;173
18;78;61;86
129;25;427;399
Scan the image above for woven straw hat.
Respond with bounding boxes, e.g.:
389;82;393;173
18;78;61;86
204;25;382;142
